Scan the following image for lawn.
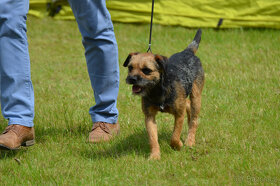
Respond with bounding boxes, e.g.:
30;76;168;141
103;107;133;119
0;16;279;185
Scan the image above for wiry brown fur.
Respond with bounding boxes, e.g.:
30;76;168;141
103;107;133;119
123;29;204;160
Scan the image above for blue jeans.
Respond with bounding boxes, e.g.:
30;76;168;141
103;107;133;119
0;0;34;127
0;0;119;127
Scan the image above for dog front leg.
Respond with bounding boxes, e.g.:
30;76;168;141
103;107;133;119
145;114;160;160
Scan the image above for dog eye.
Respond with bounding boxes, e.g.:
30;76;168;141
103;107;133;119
142;68;152;75
128;66;133;72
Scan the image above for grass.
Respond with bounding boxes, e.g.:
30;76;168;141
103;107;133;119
0;16;279;185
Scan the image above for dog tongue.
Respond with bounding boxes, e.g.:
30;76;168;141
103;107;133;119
132;85;142;93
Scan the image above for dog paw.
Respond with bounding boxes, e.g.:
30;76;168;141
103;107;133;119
170;140;183;151
148;153;161;160
185;138;195;147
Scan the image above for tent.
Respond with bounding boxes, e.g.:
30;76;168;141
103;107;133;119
29;0;280;29
29;0;51;18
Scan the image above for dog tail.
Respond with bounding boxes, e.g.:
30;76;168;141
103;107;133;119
187;29;202;54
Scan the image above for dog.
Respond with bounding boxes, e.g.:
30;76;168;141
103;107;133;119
123;29;204;160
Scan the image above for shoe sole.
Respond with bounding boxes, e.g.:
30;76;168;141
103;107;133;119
0;139;35;150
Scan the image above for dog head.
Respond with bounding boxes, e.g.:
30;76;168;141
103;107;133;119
123;52;168;96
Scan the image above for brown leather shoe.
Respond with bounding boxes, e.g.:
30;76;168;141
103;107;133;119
89;122;120;143
0;125;35;150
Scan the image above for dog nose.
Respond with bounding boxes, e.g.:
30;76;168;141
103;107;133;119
127;76;139;84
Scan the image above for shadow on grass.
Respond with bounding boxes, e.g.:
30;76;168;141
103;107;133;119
0;149;28;159
0;123;89;160
81;127;175;160
33;124;90;144
0;123;187;160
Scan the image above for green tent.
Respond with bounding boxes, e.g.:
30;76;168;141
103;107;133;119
29;0;51;18
29;0;280;29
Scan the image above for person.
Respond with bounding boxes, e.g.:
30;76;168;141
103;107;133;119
0;0;120;150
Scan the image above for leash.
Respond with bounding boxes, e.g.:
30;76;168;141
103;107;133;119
147;0;155;53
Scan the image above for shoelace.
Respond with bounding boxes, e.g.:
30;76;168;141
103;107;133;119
91;122;110;134
2;125;22;137
3;125;15;134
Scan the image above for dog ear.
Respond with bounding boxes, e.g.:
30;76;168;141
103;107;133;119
123;53;139;67
154;55;168;73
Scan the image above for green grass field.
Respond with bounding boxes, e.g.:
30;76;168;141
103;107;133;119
0;16;279;185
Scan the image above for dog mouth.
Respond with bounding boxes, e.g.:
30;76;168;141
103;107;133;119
132;85;143;94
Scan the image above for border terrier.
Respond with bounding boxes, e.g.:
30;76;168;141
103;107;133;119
123;29;204;160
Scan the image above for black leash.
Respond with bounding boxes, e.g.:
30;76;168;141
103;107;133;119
147;0;155;53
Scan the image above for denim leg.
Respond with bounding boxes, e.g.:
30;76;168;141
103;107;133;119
0;0;34;127
68;0;119;124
